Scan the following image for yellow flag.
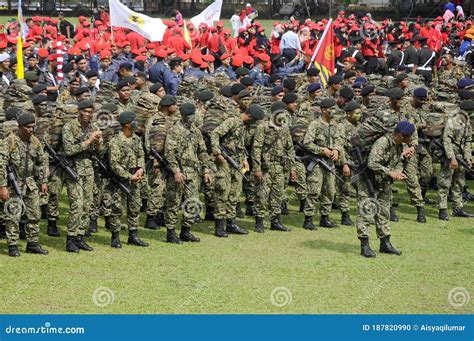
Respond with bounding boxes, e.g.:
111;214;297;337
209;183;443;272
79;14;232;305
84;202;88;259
16;37;24;80
183;20;192;51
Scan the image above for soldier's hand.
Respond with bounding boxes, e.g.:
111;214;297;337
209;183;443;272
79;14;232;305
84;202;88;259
0;187;9;201
203;173;212;184
450;158;459;170
135;168;144;178
254;170;263;181
290;170;297;182
330;149;339;161
322;148;332;158
175;171;185;184
468;159;472;168
403;147;415;158
41;184;48;195
342;164;351;177
216;154;225;166
242;159;249;172
389;171;406;181
131;173;142;182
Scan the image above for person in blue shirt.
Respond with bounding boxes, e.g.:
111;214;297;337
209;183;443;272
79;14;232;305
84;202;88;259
214;53;236;80
164;58;183;96
149;51;169;84
248;54;270;86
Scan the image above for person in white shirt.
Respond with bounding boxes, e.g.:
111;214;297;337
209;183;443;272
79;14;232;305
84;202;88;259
230;9;241;38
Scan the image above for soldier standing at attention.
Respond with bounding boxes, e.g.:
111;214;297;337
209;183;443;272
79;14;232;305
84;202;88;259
413;36;436;85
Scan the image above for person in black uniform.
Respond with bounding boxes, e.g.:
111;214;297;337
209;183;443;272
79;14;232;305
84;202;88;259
386;41;405;75
402;38;418;73
413;36;436;85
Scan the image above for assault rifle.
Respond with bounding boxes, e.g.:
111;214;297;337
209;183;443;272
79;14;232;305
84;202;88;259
348;146;376;197
43;140;79;182
295;141;344;182
220;145;249;181
149;148;192;192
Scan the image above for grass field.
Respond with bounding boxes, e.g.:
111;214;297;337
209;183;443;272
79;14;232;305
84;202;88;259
0;181;473;314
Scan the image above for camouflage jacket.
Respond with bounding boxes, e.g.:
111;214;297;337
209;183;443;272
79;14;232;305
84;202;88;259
210;116;246;158
303;116;343;156
108;131;145;182
443;111;472;161
338;119;358;165
144;112;180;155
368;134;403;182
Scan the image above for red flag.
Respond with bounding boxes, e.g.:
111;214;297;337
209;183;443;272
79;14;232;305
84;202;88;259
310;19;335;88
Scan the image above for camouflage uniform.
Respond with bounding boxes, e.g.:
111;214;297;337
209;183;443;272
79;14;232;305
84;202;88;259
338;118;358;215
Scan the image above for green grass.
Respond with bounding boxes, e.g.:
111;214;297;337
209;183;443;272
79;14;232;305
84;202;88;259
0;181;473;314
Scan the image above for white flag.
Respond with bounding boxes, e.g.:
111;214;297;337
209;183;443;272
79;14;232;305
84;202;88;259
190;0;223;28
109;0;167;42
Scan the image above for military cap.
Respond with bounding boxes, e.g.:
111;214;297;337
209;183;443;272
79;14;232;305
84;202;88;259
240;76;254;86
32;83;47;94
24;71;39;81
344;71;356;79
388;87;405;100
395;120;415;136
231;83;246;96
100;103;118;112
149;82;164;94
268;73;280;84
32;94;48;105
85;70;98;78
271;85;284;96
160;95;177;106
282;92;297;104
17;112;36;126
117;111;136;124
417;36;428;42
247;104;265;120
339;86;354;100
352;82;363;89
355;76;367;84
320;98;336;108
27;53;38;60
388;40;398;47
235;67;250;76
62;63;74;73
361;85;375;96
119;62;133;70
135;71;147;79
220;85;232;98
457;78;474;89
460;100;474;112
307;67;320;77
283;78;296;91
344;101;360;112
308;82;322;93
122;76;136;84
395;73;408;83
73;87;90;96
77;99;94;110
5;107;22;121
238;90;251;99
328;75;343;85
270;101;287;113
180;102;196;116
116;80;130;90
458;90;474;100
198;90;214;102
413;87;428;98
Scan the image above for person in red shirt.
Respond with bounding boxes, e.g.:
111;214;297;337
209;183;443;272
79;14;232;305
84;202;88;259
168;27;191;55
207;28;220;55
197;23;210;51
361;24;379;74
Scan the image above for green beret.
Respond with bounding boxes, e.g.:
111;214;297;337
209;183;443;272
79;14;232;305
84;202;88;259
116;80;130;90
270;101;287;113
32;84;47;94
74;87;90;96
159;95;177;106
395;73;408;83
282;92;297;104
235;67;249;76
198;90;214;102
122;76;136;84
238;90;251;99
220;85;232;98
17;112;36;126
5;107;22;121
149;82;163;94
180;102;196;116
460;100;474;112
77;99;94;110
247;104;264;120
344;101;360;112
118;111;136;124
24;71;39;82
240;76;254;86
388;87;405;100
32;94;48;105
100;103;119;113
320;98;336;108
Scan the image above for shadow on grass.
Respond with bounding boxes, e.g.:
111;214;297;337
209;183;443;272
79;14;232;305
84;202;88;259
302;239;355;254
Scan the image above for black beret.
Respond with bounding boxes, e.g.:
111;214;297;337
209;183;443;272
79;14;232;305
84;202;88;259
307;67;320;77
344;71;356;79
328;75;343;85
62;63;73;73
123;76;136;84
458;90;474;100
32;83;47;94
135;71;147;79
5;107;22;121
361;85;375;96
119;62;133;70
86;70;98;78
283;78;296;90
320;98;336;108
27;53;38;60
116;80;130;90
180;102;196;116
74;87;90;96
17;113;36;126
100;103;118;112
282;92;297;104
118;111;136;124
198;90;214;102
339;86;354;100
149;82;164;94
160;95;177;106
268;73;280;84
270;101;287;113
235;67;250;76
238;89;251;99
240;76;254;86
247;104;264;120
271;85;284;96
395;73;408;83
308;82;322;93
388;40;398;47
32;94;48;105
388;87;405;100
413;87;428;98
24;71;39;81
231;83;246;96
220;85;232;98
460;100;474;112
77;99;94;110
344;101;360;112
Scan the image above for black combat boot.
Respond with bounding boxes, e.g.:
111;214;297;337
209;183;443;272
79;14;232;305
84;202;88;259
254;216;264;233
19;223;26;240
47;219;60;237
379;236;402;255
110;231;122;248
319;215;338;228
166;228;183;244
204;206;215;221
439;209;449;221
236;203;244;218
144;214;159;229
89;218;98;233
40;204;48;220
270;215;291;231
422;189;436;205
128;230;149;246
140;199;148;213
341;212;354;226
26;242;49;255
246;203;255;216
8;245;20;257
299;199;306;213
359;237;376;258
66;236;80;253
75;235;93;251
416;206;426;223
303;216;316;230
226;218;248;234
194;214;204;223
331;200;340;210
389;206;399;222
281;201;289;215
214;219;228;238
453;207;474;218
155;212;165;227
180;226;200;242
0;223;7;239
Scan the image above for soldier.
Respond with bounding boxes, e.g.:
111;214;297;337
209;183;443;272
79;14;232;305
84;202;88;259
104;111;149;248
57;76;81;105
116;80;133;113
163;103;212;243
413;37;436;85
438;100;474;220
0;113;49;257
386;41;405;75
357;121;415;258
62;100;103;253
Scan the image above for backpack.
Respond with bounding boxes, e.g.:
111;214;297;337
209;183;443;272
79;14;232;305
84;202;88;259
423;102;458;137
350;110;397;152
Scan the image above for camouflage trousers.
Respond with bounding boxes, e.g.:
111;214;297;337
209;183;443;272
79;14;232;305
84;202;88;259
214;161;243;220
146;170;167;216
438;162;465;210
65;173;94;237
356;180;391;239
104;179;141;233
202;161;217;210
338;167;352;213
304;163;336;217
254;164;286;219
403;155;424;207
4;186;40;246
243;172;256;205
417;148;433;190
164;168;200;230
47;168;65;222
293;160;307;202
89;172;106;221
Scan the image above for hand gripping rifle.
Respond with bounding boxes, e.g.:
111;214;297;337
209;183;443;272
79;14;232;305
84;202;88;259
295;141;344;182
220;145;249;181
149;147;192;192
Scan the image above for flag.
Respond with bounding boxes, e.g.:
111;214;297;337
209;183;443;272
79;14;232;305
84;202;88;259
190;0;223;28
310;19;335;88
109;0;167;42
183;20;192;50
16;0;28;79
